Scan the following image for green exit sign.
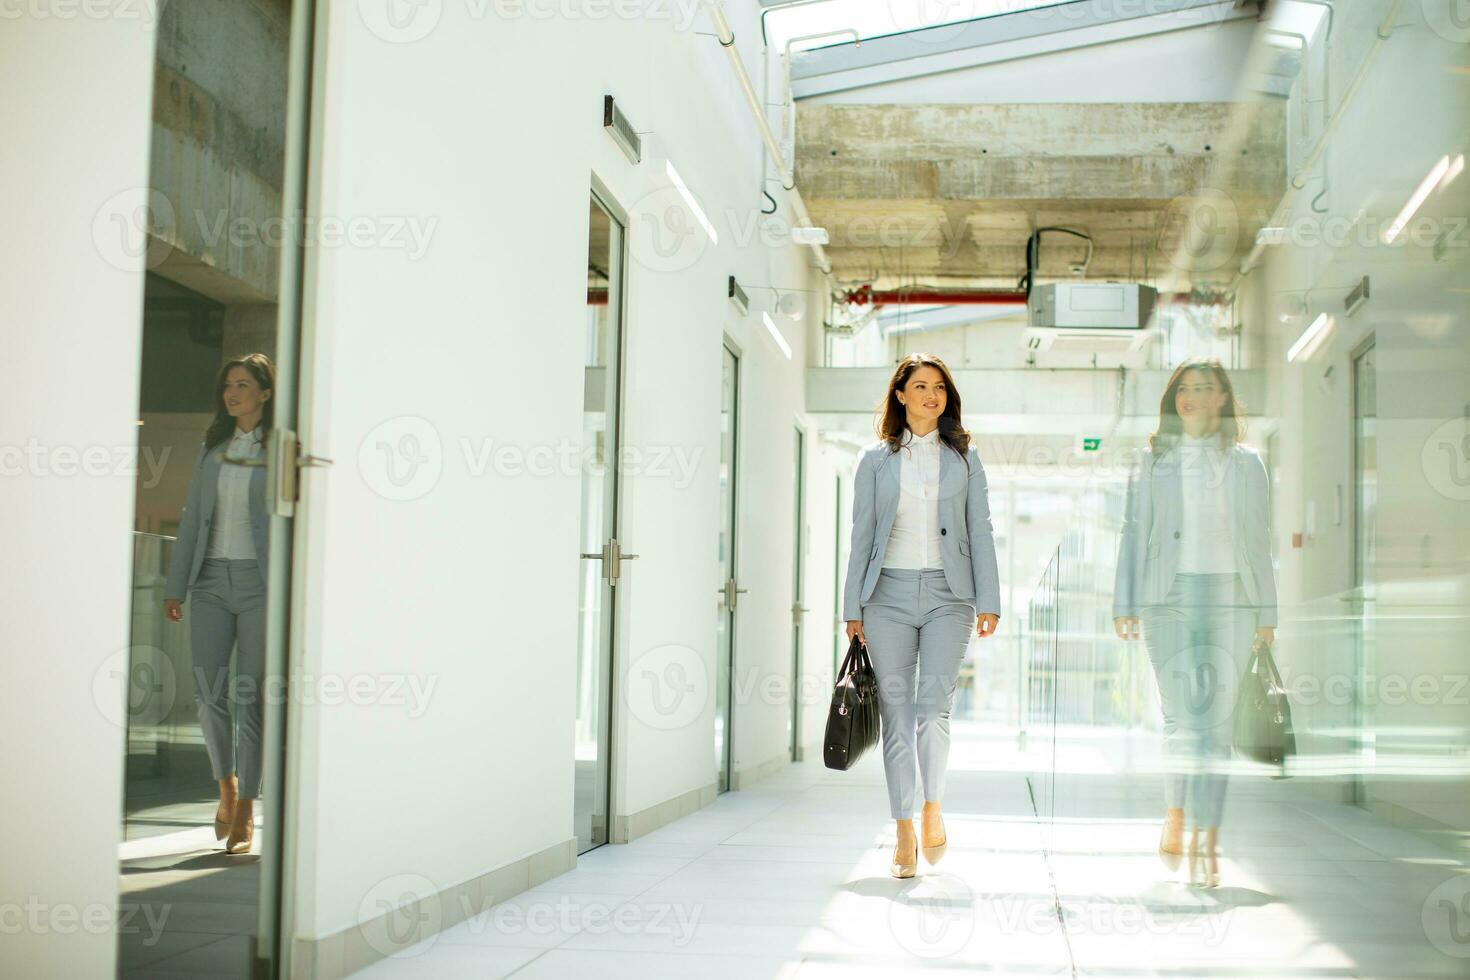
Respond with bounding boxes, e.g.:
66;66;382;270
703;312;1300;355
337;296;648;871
1081;438;1102;452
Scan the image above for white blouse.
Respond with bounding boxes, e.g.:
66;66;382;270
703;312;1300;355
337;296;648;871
1176;431;1235;574
882;426;945;570
205;425;264;561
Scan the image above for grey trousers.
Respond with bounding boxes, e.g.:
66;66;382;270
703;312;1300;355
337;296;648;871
862;567;975;820
188;557;267;799
1140;571;1257;828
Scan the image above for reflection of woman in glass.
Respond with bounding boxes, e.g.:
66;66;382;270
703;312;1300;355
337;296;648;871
1113;357;1277;886
163;354;274;855
842;354;1002;879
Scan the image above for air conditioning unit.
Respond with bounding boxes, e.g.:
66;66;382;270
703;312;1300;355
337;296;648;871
1024;282;1158;355
1029;282;1157;329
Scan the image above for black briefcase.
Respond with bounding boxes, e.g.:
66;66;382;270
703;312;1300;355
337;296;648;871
823;635;881;771
1233;637;1297;777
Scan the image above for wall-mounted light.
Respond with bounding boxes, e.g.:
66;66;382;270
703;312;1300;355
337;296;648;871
1383;155;1461;244
762;312;792;360
1441;154;1465;190
1287;311;1334;362
664;159;717;245
774;291;805;321
791;226;829;245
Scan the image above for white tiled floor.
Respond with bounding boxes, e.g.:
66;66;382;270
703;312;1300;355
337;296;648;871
351;724;1469;979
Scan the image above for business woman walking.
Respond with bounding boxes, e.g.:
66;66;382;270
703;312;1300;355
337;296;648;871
842;354;1002;879
163;353;275;855
1113;357;1277;887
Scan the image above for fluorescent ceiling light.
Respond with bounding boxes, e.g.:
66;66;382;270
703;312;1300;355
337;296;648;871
762;312;792;360
791;226;829;245
664;159;718;245
1383;156;1450;244
1287;312;1334;362
1440;154;1465;190
765;0;1070;49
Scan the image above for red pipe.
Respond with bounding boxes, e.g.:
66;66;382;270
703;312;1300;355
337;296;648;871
841;284;1026;307
842;285;1209;308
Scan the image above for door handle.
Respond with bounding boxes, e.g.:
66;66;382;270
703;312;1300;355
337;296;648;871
718;578;749;609
225;428;333;517
582;538;638;582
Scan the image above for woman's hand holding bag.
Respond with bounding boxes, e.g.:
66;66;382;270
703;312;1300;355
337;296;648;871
823;633;881;771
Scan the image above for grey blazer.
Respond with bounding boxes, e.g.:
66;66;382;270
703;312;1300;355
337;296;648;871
842;438;1002;622
1112;441;1278;628
164;438;271;601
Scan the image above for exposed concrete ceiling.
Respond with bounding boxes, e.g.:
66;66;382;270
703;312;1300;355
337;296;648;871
794;100;1286;293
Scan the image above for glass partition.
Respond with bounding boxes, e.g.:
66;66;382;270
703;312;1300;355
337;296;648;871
123;531;216;829
117;0;308;972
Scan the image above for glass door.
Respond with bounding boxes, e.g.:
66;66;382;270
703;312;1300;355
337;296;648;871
574;192;627;852
118;1;314;975
1350;341;1377;807
789;426;807;760
715;342;742;792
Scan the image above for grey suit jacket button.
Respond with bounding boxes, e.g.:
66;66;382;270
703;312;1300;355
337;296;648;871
940;528;947;535
1173;531;1180;539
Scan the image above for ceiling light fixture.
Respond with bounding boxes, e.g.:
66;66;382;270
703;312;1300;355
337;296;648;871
1383;155;1451;244
664;159;717;245
762;312;792;360
1287;312;1334;362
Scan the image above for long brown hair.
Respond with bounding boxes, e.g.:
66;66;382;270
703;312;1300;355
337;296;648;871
204;353;275;450
875;353;972;467
1149;356;1245;455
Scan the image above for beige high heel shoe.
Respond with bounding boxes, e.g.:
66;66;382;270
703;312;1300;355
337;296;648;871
1186;831;1220;888
214;801;232;841
890;837;917;879
226;803;254;855
214;777;237;840
921;813;947;865
1157;810;1183;871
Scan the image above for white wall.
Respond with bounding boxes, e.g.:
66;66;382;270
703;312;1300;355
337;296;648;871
291;0;831;950
1238;0;1470;830
0;12;157;979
